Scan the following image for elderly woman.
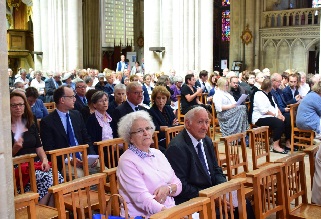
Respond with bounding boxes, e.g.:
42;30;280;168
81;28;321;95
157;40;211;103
117;111;182;217
11;92;63;206
148;86;179;152
80;89;99;123
251;78;287;154
86;91;113;151
213;77;248;137
25;87;48;119
296;81;321;139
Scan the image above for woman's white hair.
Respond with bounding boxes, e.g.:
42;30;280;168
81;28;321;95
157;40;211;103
117;110;155;143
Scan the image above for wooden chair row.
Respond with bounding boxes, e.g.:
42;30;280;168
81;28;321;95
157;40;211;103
44;102;56;113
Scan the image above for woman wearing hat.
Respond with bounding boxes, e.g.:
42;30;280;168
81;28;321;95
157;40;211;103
62;72;76;90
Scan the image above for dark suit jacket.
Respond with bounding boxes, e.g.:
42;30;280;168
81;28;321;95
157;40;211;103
40;109;95;170
165;129;226;204
142;84;150;105
45;78;61;102
74;95;86;112
282;86;299;105
110;101;147;138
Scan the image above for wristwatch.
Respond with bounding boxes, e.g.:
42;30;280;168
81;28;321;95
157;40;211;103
168;185;172;195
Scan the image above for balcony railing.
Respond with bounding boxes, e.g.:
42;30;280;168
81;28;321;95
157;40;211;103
262;8;320;28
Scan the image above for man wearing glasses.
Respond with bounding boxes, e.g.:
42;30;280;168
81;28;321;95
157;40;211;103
74;81;88;111
40;86;97;175
111;81;147;138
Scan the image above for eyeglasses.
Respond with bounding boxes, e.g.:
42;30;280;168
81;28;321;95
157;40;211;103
97;98;108;103
10;103;25;108
132;91;143;95
76;86;87;89
130;126;154;135
63;95;76;99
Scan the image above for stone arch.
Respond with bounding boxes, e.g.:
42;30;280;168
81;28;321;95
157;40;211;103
276;39;291;72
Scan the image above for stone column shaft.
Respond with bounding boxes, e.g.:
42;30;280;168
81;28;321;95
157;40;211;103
244;0;255;70
200;0;213;72
33;0;42;70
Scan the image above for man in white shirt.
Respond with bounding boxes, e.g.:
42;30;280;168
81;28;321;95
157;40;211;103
14;68;29;89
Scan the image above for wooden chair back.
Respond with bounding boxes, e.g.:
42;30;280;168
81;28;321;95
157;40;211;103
48;173;107;219
13;154;37;196
213;141;227;172
220;133;249;180
164;125;184;148
274;153;309;216
44;102;56;113
94;138;128;171
247;126;271;170
199;178;247;219
303;144;320;190
176;95;184;124
289;103;315;153
14;193;39;219
210;101;220;140
47;144;89;185
246;163;286;219
152;131;159;150
13;154;61;219
149;197;210;219
104;168;120;216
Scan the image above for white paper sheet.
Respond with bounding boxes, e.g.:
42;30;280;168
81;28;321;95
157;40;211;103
236;94;248;105
14;121;24;141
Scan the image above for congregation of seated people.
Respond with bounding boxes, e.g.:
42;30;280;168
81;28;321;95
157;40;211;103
9;64;321;218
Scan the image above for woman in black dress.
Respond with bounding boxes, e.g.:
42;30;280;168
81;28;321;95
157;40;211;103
11;92;63;206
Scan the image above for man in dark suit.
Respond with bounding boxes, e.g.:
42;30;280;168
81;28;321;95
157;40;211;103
111;82;146;137
40;86;97;175
195;70;209;93
44;72;62;103
74;81;87;111
282;73;302;104
165;106;255;218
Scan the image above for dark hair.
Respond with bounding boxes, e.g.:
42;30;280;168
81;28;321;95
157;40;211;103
53;86;67;105
10;92;34;128
261;78;272;91
281;72;289;80
185;74;194;84
25;87;39;99
91;91;108;104
85;89;99;105
199;70;208;78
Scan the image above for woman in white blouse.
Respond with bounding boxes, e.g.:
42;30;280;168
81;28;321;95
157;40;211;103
251;78;287;154
213;77;248;137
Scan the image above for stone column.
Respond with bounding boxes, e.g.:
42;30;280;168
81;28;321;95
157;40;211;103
33;0;42;70
68;0;82;70
188;0;195;71
254;0;261;69
199;0;213;72
0;0;15;218
161;0;173;72
144;0;160;73
244;0;255;70
40;0;49;71
172;0;182;74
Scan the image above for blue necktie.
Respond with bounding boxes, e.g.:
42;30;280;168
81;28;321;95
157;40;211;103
66;113;81;160
196;142;210;177
83;97;87;106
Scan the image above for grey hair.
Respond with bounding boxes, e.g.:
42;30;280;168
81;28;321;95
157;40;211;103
173;76;183;83
84;76;93;84
118;110;155;144
126;82;142;92
114;83;126;92
20;68;27;74
184;106;207;125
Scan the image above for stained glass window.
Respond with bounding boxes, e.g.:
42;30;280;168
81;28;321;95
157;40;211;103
222;0;230;6
222;10;230;41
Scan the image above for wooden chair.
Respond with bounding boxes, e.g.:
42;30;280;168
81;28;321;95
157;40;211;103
15;193;39;219
104;168;120;216
164;125;184;148
13;154;60;219
303;144;320;190
48;173;107;219
213;141;227;172
220;133;249;180
47;145;107;213
274;153;321;218
149;197;210;219
176;95;185;125
152;131;159;150
289;103;315;154
44;102;56;113
247;126;271;170
246;163;286;219
210;101;220;140
94;138;128;171
199;178;248;219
